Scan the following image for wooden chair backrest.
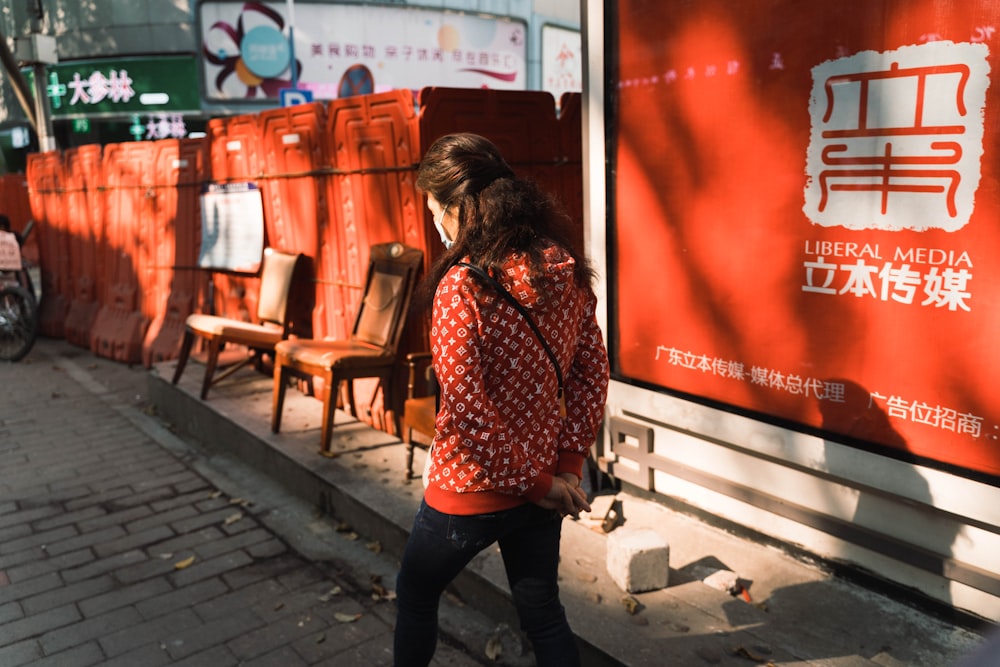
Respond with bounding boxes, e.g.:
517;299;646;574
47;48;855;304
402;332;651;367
351;242;423;353
257;248;303;329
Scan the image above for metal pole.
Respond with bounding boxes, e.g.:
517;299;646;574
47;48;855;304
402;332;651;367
286;0;297;88
31;61;56;152
24;1;57;151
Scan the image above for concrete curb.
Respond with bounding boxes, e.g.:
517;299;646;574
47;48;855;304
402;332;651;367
150;357;986;667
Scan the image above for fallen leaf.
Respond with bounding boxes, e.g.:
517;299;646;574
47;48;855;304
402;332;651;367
366;540;382;554
343;531;359;541
174;556;196;570
485;636;503;660
223;512;243;526
370;584;397;602
621;595;640;615
210;491;223;499
318;586;343;602
334;612;362;623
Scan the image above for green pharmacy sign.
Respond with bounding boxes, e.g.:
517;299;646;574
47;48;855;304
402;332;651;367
30;56;201;117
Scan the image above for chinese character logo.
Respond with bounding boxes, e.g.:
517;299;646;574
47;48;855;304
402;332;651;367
804;42;990;232
62;69;135;107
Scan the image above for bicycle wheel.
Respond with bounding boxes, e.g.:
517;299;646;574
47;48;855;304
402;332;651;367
0;285;38;362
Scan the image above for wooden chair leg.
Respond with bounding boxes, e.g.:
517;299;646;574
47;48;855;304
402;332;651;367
405;433;415;480
172;329;194;384
272;361;287;434
345;378;358;419
200;338;222;400
382;372;400;438
319;375;337;457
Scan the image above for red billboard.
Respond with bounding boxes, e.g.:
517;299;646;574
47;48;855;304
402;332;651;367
611;0;1000;480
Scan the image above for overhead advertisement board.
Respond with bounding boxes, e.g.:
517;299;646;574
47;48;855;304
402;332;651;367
199;1;527;100
611;1;1000;480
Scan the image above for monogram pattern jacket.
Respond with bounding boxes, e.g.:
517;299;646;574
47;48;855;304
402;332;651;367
423;243;610;516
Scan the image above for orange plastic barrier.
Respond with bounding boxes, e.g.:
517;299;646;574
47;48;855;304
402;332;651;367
258;101;325;258
417;87;571;263
0;174;32;245
25;151;70;338
62;145;104;348
142;138;210;367
257;102;328;340
90;142;153;363
319;89;423;341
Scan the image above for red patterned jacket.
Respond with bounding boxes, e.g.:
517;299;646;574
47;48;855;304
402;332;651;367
423;243;610;515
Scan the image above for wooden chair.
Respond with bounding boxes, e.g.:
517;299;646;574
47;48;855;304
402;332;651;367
271;242;423;456
402;351;438;480
172;248;306;400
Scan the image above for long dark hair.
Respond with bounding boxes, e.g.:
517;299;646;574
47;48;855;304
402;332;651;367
414;133;594;308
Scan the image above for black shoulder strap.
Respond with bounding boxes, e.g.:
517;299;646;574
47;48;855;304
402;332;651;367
458;261;566;417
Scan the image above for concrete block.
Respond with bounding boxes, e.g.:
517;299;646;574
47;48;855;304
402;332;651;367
606;527;669;593
702;568;740;595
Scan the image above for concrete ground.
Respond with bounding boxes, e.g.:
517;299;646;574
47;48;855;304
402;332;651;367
1;337;993;666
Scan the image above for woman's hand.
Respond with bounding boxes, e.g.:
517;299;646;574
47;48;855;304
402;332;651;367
536;475;591;518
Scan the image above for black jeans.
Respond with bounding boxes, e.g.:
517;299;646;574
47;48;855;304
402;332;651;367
393;500;579;666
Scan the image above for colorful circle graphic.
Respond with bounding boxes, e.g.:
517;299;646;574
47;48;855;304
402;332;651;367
240;25;290;79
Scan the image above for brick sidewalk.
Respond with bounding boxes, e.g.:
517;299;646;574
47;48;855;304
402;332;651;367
0;341;496;667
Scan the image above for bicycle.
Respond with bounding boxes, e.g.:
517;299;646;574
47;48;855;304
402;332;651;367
0;220;39;361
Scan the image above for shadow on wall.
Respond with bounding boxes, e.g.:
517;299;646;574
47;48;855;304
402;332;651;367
818;378;960;608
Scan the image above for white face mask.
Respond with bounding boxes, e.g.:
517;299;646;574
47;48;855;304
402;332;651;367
433;207;453;249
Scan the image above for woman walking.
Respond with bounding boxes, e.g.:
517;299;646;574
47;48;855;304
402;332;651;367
393;133;610;666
